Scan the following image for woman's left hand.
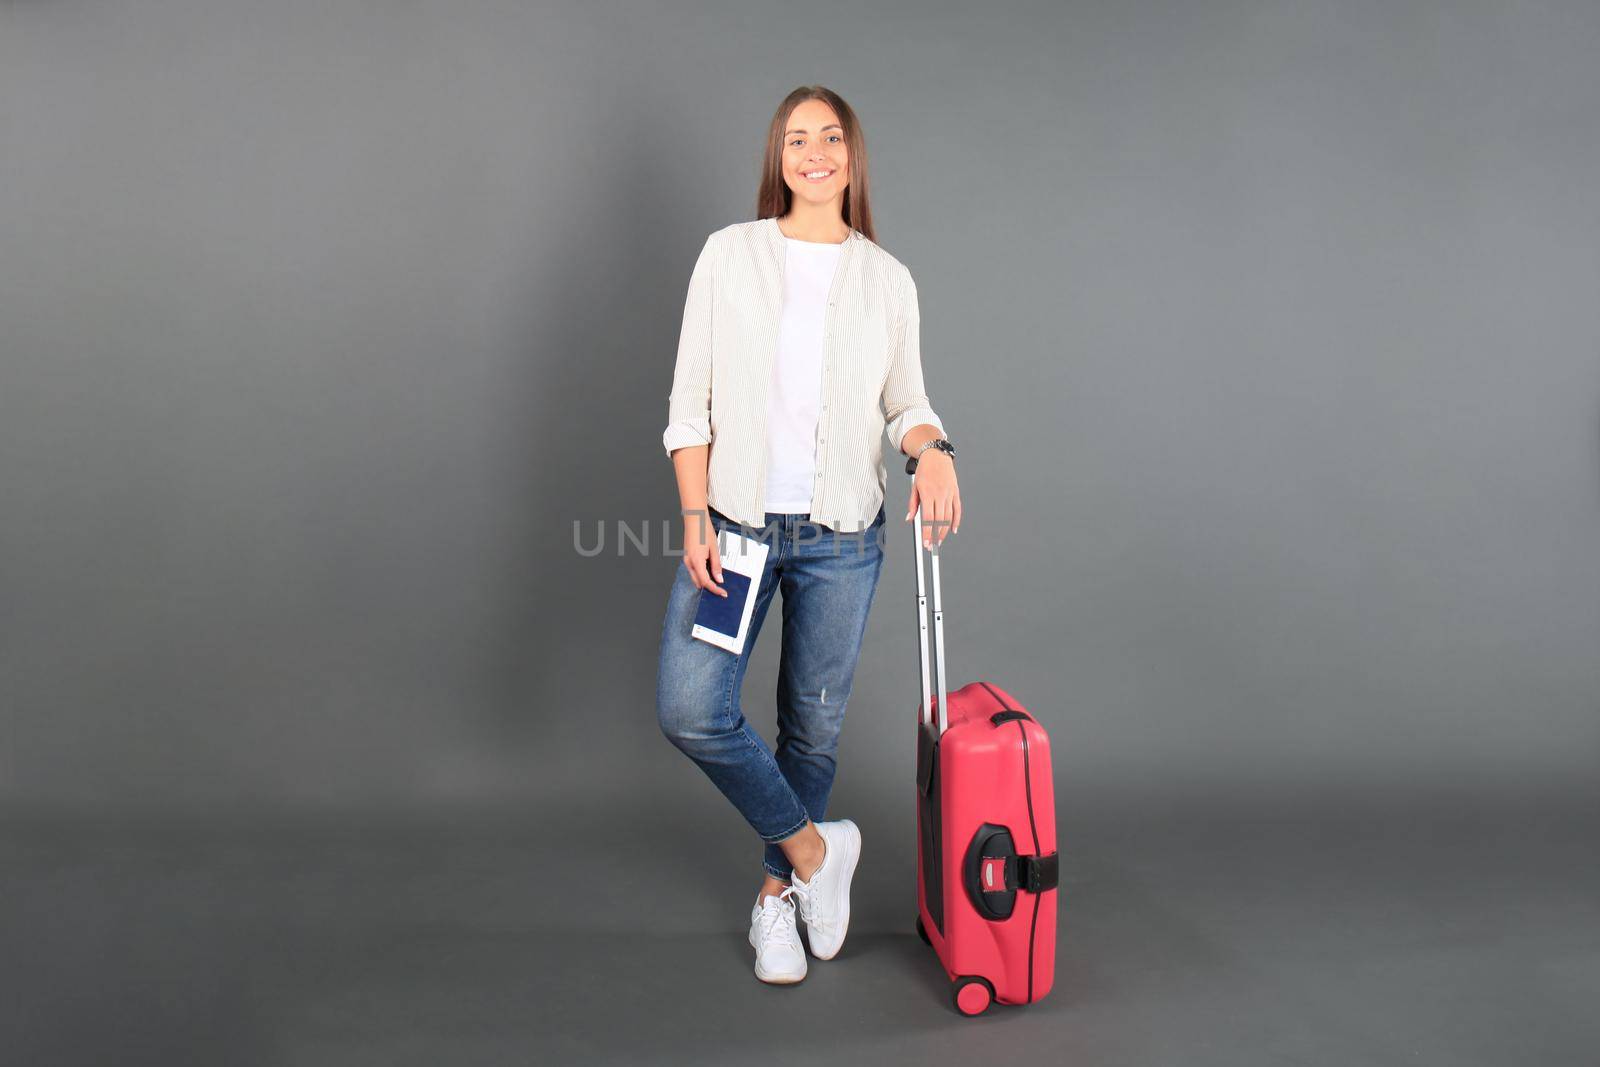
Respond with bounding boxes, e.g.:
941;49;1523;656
906;452;960;549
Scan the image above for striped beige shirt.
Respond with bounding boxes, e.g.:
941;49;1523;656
662;216;945;532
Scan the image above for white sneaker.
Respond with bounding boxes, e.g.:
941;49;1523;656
748;887;807;984
788;819;862;960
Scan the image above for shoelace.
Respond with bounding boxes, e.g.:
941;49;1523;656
757;887;804;950
786;875;828;933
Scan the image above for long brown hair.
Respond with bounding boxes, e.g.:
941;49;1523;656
756;86;876;244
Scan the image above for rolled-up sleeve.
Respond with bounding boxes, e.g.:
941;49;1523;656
882;267;945;452
662;234;718;457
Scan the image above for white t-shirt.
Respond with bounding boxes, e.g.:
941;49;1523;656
762;237;842;511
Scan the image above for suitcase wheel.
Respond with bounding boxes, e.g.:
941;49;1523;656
952;975;995;1017
915;914;931;945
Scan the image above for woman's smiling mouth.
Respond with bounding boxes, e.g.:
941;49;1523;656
802;169;835;182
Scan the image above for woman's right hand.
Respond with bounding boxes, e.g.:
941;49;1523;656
682;513;728;596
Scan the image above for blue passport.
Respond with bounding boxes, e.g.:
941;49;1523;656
692;570;753;639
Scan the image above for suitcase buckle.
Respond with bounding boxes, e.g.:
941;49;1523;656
980;855;1008;892
1019;852;1059;893
980;852;1060;894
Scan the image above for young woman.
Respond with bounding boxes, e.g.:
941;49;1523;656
656;86;961;985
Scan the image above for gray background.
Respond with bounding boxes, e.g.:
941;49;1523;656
2;1;1597;1064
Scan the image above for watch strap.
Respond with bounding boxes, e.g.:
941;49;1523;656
905;436;954;474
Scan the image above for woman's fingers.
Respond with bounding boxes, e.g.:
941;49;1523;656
707;541;726;593
929;491;961;547
906;468;960;545
694;556;726;596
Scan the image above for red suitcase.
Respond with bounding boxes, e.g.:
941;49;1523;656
908;496;1060;1016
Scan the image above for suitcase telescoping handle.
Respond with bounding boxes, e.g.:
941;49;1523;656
908;460;950;736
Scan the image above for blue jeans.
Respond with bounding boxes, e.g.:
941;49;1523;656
656;504;887;882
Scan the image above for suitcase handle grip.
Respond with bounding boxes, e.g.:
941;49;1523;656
909;473;950;736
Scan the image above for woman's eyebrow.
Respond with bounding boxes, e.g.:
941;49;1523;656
785;124;843;135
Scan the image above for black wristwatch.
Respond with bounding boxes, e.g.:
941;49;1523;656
905;436;956;475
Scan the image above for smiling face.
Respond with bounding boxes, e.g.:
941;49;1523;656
780;98;850;207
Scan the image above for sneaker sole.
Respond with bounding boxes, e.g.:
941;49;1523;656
753;961;807;984
807;819;861;961
750;926;806;984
